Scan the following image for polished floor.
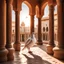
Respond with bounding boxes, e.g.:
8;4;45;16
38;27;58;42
0;43;64;64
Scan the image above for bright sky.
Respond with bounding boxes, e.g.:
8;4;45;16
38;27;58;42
43;5;57;17
12;3;38;27
12;3;57;27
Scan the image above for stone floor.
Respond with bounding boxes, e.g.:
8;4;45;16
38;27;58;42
0;43;64;64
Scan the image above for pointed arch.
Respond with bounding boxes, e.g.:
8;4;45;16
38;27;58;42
41;2;48;17
21;1;32;15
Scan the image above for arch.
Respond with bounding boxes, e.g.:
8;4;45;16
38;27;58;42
20;3;30;27
41;2;48;17
21;1;32;15
41;0;57;17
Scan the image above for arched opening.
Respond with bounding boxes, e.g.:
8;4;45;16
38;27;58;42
20;2;30;42
41;4;49;42
43;4;49;17
12;1;32;42
41;3;57;43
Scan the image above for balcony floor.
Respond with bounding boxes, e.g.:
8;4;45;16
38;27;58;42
1;43;64;64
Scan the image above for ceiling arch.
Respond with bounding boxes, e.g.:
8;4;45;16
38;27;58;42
21;1;33;15
41;2;48;17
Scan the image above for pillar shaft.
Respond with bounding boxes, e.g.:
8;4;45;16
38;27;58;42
15;11;20;43
53;0;64;59
49;5;54;46
14;11;20;51
37;17;42;45
46;5;54;55
30;15;34;34
57;1;64;48
0;0;8;62
6;0;12;47
6;0;14;60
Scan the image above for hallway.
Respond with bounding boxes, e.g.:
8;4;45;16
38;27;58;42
0;43;64;64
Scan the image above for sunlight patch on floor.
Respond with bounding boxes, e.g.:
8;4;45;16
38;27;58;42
20;46;64;64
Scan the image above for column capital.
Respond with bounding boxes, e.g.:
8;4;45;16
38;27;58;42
48;4;54;8
6;0;13;4
49;5;54;11
29;14;35;16
29;10;35;16
37;15;42;18
48;0;55;6
14;9;21;12
13;0;21;12
56;0;64;4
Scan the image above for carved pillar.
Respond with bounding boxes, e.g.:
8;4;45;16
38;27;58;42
30;15;34;34
53;0;64;59
47;5;55;55
14;10;20;51
0;0;8;62
6;0;14;60
37;17;42;45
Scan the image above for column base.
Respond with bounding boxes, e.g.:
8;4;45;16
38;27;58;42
36;40;43;45
46;44;54;55
7;48;14;61
36;42;43;45
0;48;8;62
53;47;64;60
14;43;21;51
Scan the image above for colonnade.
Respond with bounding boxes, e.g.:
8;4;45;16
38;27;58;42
0;0;64;62
47;0;64;59
0;0;42;62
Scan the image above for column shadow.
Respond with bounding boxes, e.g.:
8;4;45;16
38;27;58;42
22;52;51;64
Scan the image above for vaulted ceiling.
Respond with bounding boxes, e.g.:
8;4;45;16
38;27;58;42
13;0;57;17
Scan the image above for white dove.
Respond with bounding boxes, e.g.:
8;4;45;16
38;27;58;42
22;32;37;53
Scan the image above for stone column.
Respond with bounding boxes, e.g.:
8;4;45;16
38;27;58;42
14;10;20;51
47;5;55;55
30;15;34;34
6;0;14;60
0;0;8;62
53;0;64;59
37;17;42;45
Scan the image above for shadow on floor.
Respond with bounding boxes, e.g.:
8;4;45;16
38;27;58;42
22;52;51;64
38;44;64;63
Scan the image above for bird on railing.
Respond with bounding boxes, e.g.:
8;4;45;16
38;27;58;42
22;32;37;53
